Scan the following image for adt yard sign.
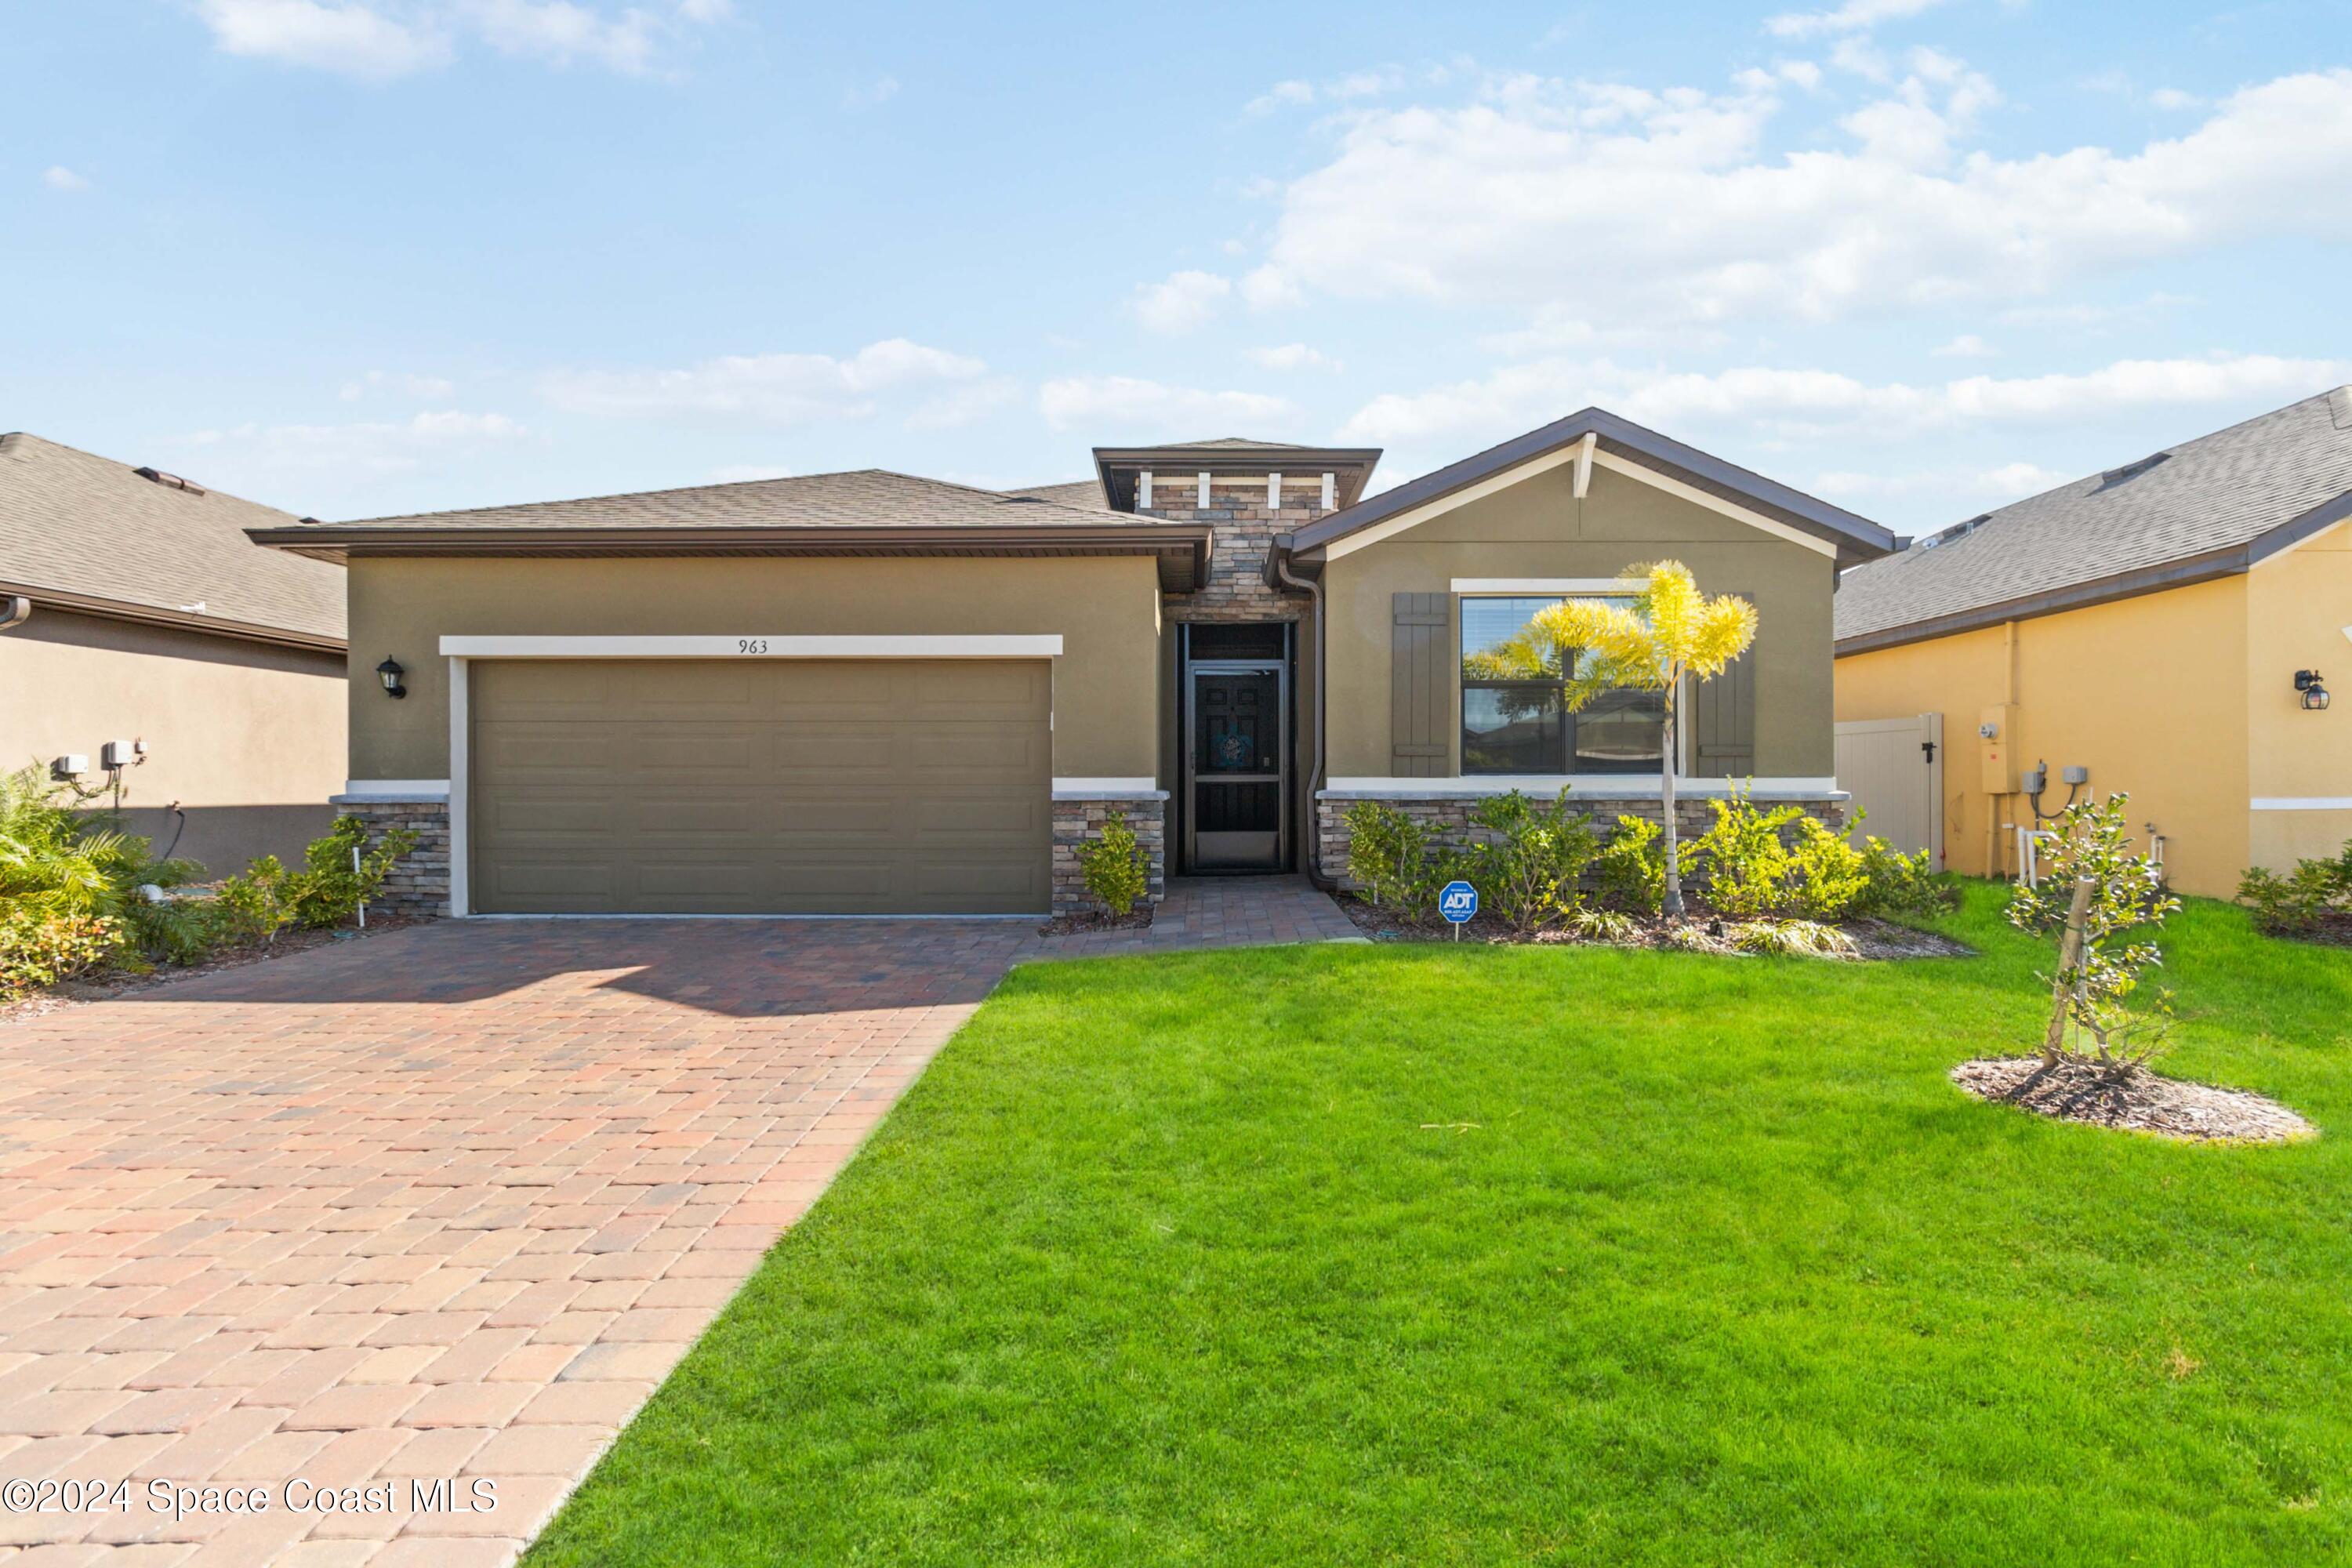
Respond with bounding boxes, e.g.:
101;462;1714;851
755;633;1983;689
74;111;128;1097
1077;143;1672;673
1439;880;1478;939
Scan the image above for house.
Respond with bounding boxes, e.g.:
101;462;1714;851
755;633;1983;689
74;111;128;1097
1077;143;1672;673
248;412;1896;917
1834;387;2352;899
0;434;347;873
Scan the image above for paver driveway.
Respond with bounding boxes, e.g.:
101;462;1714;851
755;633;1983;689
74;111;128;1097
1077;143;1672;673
0;916;1038;1566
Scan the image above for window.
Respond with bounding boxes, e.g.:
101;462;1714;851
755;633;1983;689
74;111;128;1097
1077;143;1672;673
1459;595;1664;775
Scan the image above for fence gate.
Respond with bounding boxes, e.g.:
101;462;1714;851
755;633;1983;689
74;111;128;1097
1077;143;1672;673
1834;713;1944;869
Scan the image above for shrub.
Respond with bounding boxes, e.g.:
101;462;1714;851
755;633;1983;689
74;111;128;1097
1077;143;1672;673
2008;791;2178;1070
1343;801;1443;920
1596;816;1665;915
1455;790;1597;934
0;764;201;924
216;816;420;939
2237;841;2352;935
0;911;125;994
1073;811;1149;917
1688;791;1802;916
1851;833;1960;921
1784;818;1869;920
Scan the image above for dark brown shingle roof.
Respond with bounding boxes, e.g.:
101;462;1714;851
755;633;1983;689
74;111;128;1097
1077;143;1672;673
0;433;343;647
1836;387;2352;652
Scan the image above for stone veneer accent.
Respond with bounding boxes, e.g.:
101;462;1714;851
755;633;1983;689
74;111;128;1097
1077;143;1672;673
332;796;452;918
1051;794;1168;916
1143;474;1334;624
1314;791;1849;892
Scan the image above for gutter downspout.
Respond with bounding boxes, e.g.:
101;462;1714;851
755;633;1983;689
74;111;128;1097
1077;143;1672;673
1272;538;1328;885
0;596;29;633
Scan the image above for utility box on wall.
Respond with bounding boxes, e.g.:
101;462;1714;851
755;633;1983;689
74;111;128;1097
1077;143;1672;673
1978;704;2019;795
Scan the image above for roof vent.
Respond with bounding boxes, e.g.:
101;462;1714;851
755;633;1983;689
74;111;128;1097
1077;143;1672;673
2096;452;2170;488
133;466;206;495
2331;385;2352;431
1915;514;1990;551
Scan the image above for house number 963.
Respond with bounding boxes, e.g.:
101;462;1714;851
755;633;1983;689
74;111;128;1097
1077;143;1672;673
736;638;769;654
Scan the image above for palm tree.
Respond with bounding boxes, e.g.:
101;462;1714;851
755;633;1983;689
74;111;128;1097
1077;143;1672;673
1528;562;1757;918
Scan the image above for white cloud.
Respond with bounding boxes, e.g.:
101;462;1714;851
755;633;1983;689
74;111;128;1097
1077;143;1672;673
2151;87;2203;111
195;0;726;78
1245;79;1316;115
1766;0;1947;39
1038;376;1297;435
468;0;659;73
339;369;459;401
177;408;526;478
42;165;89;191
1933;333;1994;358
540;339;988;424
1238;68;2352;330
1131;270;1232;335
1247;343;1342;372
196;0;451;78
1809;461;2071;501
1340;352;2351;445
1244;68;1402;116
906;377;1021;430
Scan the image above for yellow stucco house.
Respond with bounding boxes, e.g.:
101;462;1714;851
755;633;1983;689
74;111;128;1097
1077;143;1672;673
1834;387;2352;899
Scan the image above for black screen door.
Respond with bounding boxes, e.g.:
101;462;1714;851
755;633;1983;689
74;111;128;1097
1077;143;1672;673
1189;666;1283;870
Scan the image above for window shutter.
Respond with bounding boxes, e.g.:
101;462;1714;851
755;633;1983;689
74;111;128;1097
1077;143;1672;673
1693;601;1755;778
1391;592;1450;777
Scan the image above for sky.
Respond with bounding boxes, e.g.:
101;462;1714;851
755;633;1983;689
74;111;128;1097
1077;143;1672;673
3;0;2349;532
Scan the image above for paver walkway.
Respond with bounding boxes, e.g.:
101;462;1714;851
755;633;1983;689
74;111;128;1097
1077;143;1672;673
0;878;1356;1564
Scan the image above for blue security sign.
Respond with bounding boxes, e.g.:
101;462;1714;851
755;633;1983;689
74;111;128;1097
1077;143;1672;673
1439;880;1479;924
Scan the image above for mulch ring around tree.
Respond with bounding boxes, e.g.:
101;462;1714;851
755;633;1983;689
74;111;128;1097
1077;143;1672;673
1038;907;1155;938
1952;1056;2317;1145
1337;896;1973;961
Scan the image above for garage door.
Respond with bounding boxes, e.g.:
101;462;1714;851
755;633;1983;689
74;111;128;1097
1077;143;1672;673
469;659;1051;914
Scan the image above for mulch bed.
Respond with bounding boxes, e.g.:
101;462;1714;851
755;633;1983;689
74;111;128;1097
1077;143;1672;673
1951;1055;2317;1145
1336;896;1972;962
0;915;429;1027
1038;907;1156;938
2258;911;2352;949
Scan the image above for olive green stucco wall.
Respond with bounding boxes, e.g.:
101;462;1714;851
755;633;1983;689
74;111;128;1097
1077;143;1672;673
347;554;1163;782
1319;461;1840;779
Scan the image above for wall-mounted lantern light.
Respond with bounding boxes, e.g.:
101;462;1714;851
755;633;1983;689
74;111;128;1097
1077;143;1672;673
376;656;408;699
2296;670;2331;711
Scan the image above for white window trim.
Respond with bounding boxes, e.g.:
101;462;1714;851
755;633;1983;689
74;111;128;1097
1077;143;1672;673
437;634;1064;659
1452;578;1642;595
1455;584;1690;777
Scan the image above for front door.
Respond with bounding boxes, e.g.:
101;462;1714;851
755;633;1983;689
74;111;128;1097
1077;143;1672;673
1188;664;1285;870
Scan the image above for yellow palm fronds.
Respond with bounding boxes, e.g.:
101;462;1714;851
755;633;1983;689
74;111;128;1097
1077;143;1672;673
1528;560;1755;710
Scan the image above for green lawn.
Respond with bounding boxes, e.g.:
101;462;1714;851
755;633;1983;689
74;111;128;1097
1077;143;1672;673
525;886;2352;1566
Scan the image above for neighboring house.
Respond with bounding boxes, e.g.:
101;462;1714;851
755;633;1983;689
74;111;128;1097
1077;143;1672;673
1835;387;2352;899
249;412;1895;917
0;434;347;873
